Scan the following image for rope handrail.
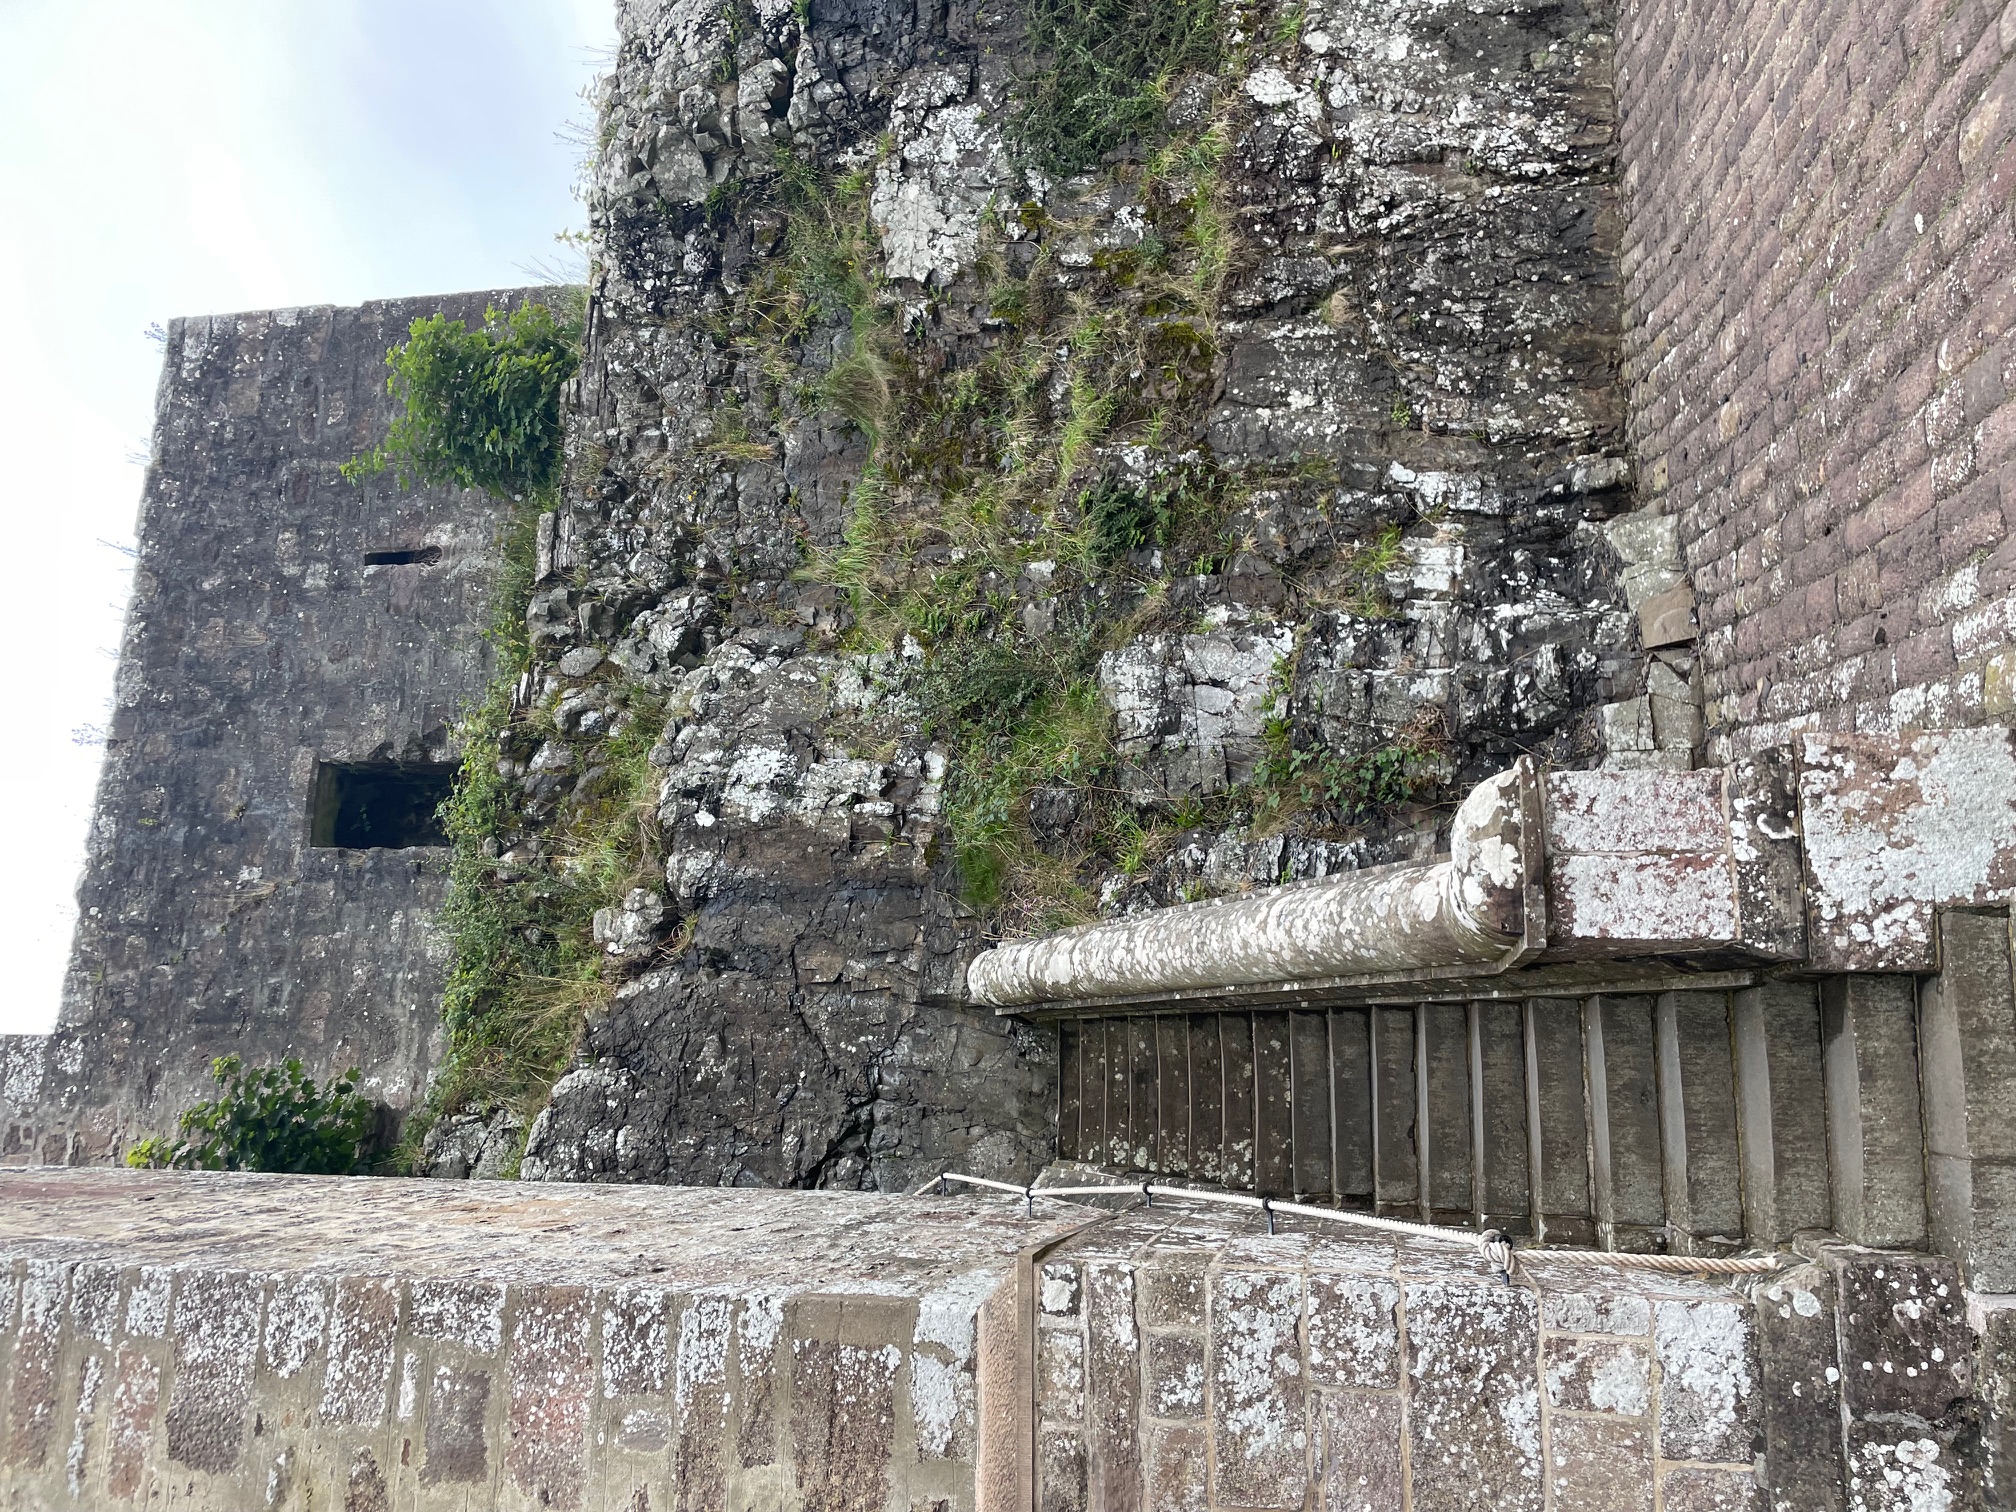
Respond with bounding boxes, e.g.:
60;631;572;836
912;1171;1781;1281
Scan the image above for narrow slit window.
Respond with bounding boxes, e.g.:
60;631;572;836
363;546;442;567
309;762;454;849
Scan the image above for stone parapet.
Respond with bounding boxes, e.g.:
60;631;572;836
0;1170;1084;1511
1032;1199;1769;1512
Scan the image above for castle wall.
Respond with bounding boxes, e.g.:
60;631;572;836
0;291;544;1165
1617;0;2016;759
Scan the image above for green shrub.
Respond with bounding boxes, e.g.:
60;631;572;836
125;1055;375;1175
1016;0;1222;176
341;301;580;498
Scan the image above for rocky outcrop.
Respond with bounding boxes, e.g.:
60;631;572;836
504;0;1648;1190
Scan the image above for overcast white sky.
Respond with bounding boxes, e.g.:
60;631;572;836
0;1;617;1033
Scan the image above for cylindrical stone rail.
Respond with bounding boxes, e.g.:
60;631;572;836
968;759;1543;1009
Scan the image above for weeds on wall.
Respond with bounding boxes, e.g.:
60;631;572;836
1016;0;1224;176
733;129;1245;923
341;300;582;498
688;7;1433;928
126;1056;375;1175
414;654;667;1164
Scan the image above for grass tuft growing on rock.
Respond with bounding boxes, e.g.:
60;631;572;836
1016;0;1224;176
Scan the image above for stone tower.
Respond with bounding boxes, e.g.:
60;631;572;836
0;290;546;1163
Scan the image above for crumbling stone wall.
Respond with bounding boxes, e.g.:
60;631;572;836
0;292;543;1165
514;0;1646;1191
1618;0;2016;759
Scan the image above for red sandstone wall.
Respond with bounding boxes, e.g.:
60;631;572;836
1619;0;2016;758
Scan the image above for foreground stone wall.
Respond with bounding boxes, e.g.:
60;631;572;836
5;1170;2007;1510
1618;0;2016;758
0;1170;1079;1511
0;291;545;1166
1033;1206;2013;1511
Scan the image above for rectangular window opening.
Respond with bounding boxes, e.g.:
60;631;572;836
309;761;455;849
363;546;442;567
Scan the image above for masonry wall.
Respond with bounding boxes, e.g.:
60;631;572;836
1618;0;2016;758
0;291;544;1165
0;1171;1070;1511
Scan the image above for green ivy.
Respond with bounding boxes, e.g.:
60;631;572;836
125;1056;374;1175
341;301;580;498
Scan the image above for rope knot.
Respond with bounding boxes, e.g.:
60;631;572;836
1477;1228;1514;1282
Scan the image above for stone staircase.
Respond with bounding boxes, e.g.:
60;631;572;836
1054;906;2016;1275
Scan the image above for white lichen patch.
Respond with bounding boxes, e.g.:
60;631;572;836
122;1266;171;1340
676;1296;733;1411
871;65;1008;285
1654;1299;1757;1461
263;1275;329;1378
1800;729;2016;967
1849;1436;1954;1512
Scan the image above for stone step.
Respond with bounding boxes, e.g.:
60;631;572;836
1051;912;2015;1265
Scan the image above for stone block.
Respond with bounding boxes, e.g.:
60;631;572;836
1085;1262;1141;1511
1640;583;1699;647
421;1364;492;1485
1726;750;1808;961
1823;975;1928;1248
1733;983;1832;1245
1307;1274;1400;1390
739;1294;787;1469
1798;730;2016;972
1660;1467;1764;1512
1526;999;1595;1247
790;1329;902;1512
1975;1300;2016;1511
1656;991;1744;1246
1843;1428;1965;1512
1143;1423;1207;1512
105;1343;161;1500
318;1275;398;1427
3;1261;66;1472
1210;1268;1308;1508
1586;997;1667;1249
1370;1009;1418;1211
1144;1332;1203;1419
1321;1389;1403;1512
1040;1262;1081;1318
1752;1263;1845;1512
1539;1287;1650;1337
677;1294;734;1504
506;1284;595;1511
1039;1323;1087;1424
1919;909;2016;1289
1546;1414;1653;1512
1417;1002;1474;1220
1473;1001;1530;1230
69;1261;118;1347
1137;1263;1202;1329
1829;1252;1972;1424
1038;1430;1086;1512
1331;1009;1375;1202
164;1267;260;1475
1543;1337;1651;1415
1404;1280;1543;1512
602;1285;673;1397
1654;1299;1762;1463
262;1274;330;1380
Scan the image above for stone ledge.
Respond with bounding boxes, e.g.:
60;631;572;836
0;1170;1090;1511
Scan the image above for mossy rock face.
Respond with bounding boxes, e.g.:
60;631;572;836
425;0;1642;1189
